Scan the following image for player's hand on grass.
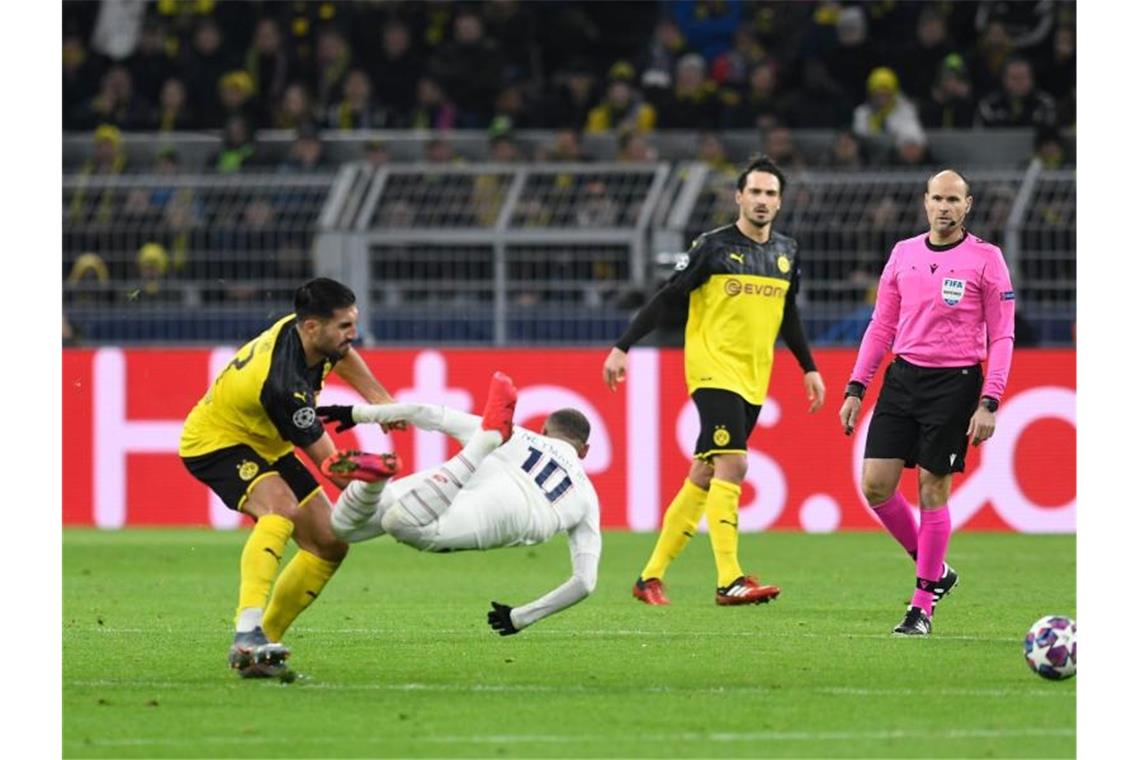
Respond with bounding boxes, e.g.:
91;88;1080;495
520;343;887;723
966;407;996;447
803;371;825;414
602;348;628;392
839;396;861;436
487;601;519;636
317;405;357;432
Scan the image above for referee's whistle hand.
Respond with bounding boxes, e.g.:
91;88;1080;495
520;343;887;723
603;348;628;392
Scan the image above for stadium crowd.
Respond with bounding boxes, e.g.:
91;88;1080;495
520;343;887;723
64;0;1076;171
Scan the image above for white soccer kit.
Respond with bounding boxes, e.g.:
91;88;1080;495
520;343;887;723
340;403;602;631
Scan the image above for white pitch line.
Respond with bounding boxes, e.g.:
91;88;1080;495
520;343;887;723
70;727;1075;749
66;680;1067;699
84;628;1020;643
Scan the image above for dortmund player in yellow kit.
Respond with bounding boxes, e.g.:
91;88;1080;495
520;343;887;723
180;278;400;677
603;156;826;606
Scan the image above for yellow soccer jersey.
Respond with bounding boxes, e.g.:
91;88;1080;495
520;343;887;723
670;225;802;405
179;315;337;461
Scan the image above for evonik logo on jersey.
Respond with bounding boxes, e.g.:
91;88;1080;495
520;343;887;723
941;278;966;306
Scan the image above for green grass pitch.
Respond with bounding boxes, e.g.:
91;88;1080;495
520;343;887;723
63;529;1075;758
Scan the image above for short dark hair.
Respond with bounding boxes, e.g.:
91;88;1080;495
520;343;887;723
736;154;786;194
294;277;356;320
546;408;591;447
925;169;971;196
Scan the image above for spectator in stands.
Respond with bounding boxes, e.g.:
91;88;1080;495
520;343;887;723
424;137;456;164
180;18;234;126
826;6;878;104
308;26;352;120
669;0;743;61
430;9;506;127
586;62;657;134
536;128;590;162
696;131;734;175
67;125;126;225
367;19;421;114
721;58;787;129
887;134;936;167
66;252;113;306
969;19;1014;96
616;129;658;163
133;243;181;304
212;116;257;174
63;33;106;129
364;139;391;168
781;58;852;129
853;66;926;147
975;56;1057;128
824;129;866;169
575;180;620;228
655;53;721;129
128;20;177;105
974;0;1057;58
540;61;598;130
1038;24;1076;128
218;70;257;125
78;65;150;130
1030;126;1070;169
762;125;805;171
279;125;327;173
481;0;540;81
919;54;975;129
896;7;957;99
273;83;316;131
492;80;541;130
328;69;391;129
639;18;689;92
151;77;197;132
245;18;290;126
488;117;524;162
408;76;458;130
711;25;766;91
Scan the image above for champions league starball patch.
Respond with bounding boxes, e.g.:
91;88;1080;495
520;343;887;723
941;278;966;306
292;407;317;429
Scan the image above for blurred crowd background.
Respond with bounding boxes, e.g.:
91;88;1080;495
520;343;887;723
64;0;1075;169
62;1;1076;348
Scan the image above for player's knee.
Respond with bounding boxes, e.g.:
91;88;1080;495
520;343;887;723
687;459;714;489
861;479;892;506
247;478;301;521
918;481;951;508
713;454;748;484
380;507;430;550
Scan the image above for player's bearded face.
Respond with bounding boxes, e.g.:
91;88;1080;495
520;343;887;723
736;171;781;228
318;306;359;359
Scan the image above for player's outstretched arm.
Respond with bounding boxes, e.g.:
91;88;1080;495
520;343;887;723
332;347;395;404
487;524;600;635
317;402;483;443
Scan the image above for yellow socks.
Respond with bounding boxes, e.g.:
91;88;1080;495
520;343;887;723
262;550;341;642
705;478;745;587
236;513;293;627
640;479;708;580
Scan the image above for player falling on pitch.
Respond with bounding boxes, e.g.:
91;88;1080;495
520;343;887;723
316;372;601;635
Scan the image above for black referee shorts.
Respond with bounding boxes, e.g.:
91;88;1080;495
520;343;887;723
182;444;322;513
864;357;983;476
692;388;762;460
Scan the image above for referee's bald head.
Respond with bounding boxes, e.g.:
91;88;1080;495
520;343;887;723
926;169;971;197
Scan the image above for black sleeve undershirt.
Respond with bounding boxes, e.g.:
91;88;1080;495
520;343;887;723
779;295;817;373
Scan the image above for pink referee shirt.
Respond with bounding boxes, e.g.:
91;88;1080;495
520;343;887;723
850;231;1016;400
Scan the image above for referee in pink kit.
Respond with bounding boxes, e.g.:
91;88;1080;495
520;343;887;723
839;170;1016;636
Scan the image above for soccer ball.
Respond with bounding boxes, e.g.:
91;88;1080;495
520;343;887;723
1023;615;1076;680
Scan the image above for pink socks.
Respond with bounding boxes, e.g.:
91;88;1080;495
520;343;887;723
911;506;951;615
871;491;918;559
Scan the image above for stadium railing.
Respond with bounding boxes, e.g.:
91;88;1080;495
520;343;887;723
63;150;1074;347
